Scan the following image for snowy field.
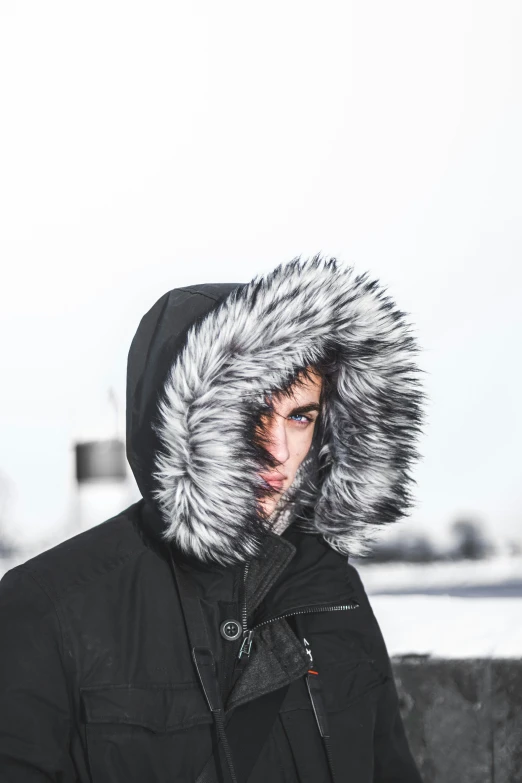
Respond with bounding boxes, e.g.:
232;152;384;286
355;556;522;658
353;555;522;595
369;594;522;658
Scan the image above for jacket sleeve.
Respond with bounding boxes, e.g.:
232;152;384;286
372;660;423;783
0;565;73;781
348;565;423;783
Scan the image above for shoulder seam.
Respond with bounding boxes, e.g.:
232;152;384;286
22;568;68;656
19;568;76;766
23;545;145;601
15;567;71;682
180;288;220;302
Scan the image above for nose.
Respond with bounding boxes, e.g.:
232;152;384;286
265;415;290;467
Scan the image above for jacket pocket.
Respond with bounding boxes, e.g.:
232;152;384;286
320;656;388;713
81;683;213;783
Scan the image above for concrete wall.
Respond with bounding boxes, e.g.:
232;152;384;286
392;656;522;783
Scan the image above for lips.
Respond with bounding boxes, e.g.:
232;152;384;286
260;473;287;489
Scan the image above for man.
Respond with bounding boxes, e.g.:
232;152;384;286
0;256;426;781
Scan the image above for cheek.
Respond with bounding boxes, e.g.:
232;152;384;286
290;426;315;462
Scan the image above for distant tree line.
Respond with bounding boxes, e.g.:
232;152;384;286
361;515;508;563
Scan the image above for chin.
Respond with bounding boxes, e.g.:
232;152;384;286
259;499;278;518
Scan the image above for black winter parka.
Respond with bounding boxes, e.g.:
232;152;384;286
0;258;426;782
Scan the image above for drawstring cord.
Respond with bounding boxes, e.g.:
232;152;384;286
167;547;238;783
192;647;238;783
168;542;338;782
194;645;338;783
303;638;339;783
306;669;339;783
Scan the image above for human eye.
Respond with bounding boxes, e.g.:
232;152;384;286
288;413;312;425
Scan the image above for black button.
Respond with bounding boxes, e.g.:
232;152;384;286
220;619;242;641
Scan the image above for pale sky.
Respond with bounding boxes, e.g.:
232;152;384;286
1;1;521;554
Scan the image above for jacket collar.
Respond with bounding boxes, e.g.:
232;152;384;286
140;499;356;620
251;527;360;625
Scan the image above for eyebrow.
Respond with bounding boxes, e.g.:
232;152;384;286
287;403;322;416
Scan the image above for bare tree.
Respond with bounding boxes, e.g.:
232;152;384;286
450;515;495;560
363;530;436;563
401;532;436;563
507;538;522;557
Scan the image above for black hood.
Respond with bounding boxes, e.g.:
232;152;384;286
126;255;427;566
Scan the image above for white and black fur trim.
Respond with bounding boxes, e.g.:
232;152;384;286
152;255;427;565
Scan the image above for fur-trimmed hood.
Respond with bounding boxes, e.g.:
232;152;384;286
126;256;427;566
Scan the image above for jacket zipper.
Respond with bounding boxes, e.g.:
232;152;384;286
241;560;250;634
238;559;359;659
238;561;253;658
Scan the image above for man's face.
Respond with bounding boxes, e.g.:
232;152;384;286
256;368;323;517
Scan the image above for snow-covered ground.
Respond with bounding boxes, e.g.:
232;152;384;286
355;556;522;658
353;555;522;594
369;594;522;658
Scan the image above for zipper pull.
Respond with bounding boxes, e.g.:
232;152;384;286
238;629;254;659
